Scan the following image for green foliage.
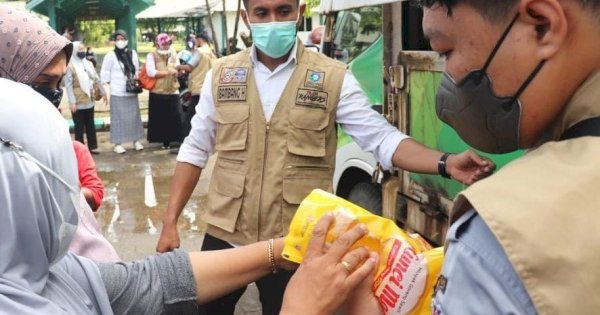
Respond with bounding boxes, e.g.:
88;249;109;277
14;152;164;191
304;0;320;16
76;20;115;46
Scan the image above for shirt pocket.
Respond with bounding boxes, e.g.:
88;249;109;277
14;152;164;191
205;161;246;233
287;107;330;157
215;105;249;151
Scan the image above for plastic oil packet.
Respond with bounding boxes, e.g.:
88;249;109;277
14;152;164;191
283;189;443;315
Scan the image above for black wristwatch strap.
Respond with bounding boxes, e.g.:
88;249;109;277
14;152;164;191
438;153;451;179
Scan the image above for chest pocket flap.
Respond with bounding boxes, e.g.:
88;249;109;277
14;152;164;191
215;105;249;151
288;108;330;157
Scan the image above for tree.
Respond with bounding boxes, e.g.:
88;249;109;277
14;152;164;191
304;0;320;16
76;20;114;46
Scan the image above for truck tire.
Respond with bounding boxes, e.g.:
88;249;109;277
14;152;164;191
347;182;382;216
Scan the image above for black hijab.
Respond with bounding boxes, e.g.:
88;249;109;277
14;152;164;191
113;30;136;77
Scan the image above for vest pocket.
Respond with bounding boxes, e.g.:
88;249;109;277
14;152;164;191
281;166;333;231
288;108;330;157
205;166;246;233
215;105;249;151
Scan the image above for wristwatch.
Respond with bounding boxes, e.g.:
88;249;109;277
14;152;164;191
438;153;451;179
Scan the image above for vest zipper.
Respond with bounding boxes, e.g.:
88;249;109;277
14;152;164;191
257;122;270;241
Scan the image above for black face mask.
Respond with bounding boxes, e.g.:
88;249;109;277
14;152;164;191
31;85;63;108
76;52;87;59
435;14;546;154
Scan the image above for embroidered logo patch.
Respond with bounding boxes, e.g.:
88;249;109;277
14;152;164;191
220;67;248;84
304;70;325;89
217;85;247;102
296;88;328;109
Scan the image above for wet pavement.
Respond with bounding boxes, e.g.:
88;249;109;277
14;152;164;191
89;131;261;315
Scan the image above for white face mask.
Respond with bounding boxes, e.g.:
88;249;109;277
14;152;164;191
157;49;170;55
2;139;81;264
115;40;128;49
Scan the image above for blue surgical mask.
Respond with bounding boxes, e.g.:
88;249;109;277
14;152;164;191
250;20;298;58
435;14;545;154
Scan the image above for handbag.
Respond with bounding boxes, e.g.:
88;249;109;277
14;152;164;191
116;53;143;94
92;81;103;101
138;63;157;90
125;76;143;94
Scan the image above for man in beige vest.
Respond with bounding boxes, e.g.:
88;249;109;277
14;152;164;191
156;0;494;314
339;0;600;314
178;34;215;140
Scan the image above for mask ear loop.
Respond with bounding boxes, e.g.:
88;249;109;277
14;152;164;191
482;14;520;72
511;60;546;101
0;137;82;215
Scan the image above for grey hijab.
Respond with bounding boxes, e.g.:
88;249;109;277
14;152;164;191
0;78;113;315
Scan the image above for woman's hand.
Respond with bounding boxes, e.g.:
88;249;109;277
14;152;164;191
280;214;378;315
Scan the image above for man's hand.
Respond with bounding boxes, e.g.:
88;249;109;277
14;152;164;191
102;95;108;106
446;151;495;185
156;222;181;253
341;254;384;315
69;103;77;113
280;214;378;315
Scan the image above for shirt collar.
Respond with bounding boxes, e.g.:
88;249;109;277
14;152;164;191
250;39;299;68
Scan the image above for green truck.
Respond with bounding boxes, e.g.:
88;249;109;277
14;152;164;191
320;0;522;244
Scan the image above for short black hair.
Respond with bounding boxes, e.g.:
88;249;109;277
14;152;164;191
417;0;600;23
243;0;300;9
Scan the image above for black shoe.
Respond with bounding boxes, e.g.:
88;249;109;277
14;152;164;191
169;147;179;155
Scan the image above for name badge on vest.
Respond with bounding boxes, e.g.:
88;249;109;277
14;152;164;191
296;88;328;109
218;85;247;102
305;70;325;90
219;67;249;84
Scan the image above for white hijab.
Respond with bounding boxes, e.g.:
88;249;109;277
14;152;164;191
70;41;95;97
0;78;113;315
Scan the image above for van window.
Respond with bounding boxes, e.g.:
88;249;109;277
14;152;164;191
331;5;382;64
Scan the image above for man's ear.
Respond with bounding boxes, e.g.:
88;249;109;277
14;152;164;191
519;0;567;60
241;9;250;28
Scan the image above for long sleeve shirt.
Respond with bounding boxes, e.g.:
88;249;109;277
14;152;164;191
100;50;140;97
177;43;409;171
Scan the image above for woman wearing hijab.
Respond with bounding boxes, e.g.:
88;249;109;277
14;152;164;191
146;33;185;149
0;7;120;263
100;29;145;154
0;9;378;313
0;86;374;313
65;41;107;154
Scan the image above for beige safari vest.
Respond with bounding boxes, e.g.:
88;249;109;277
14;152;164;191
204;42;346;244
67;62;93;104
151;52;179;94
188;50;213;95
451;71;600;314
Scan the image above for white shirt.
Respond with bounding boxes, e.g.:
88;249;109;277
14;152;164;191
178;42;408;170
100;50;140;97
